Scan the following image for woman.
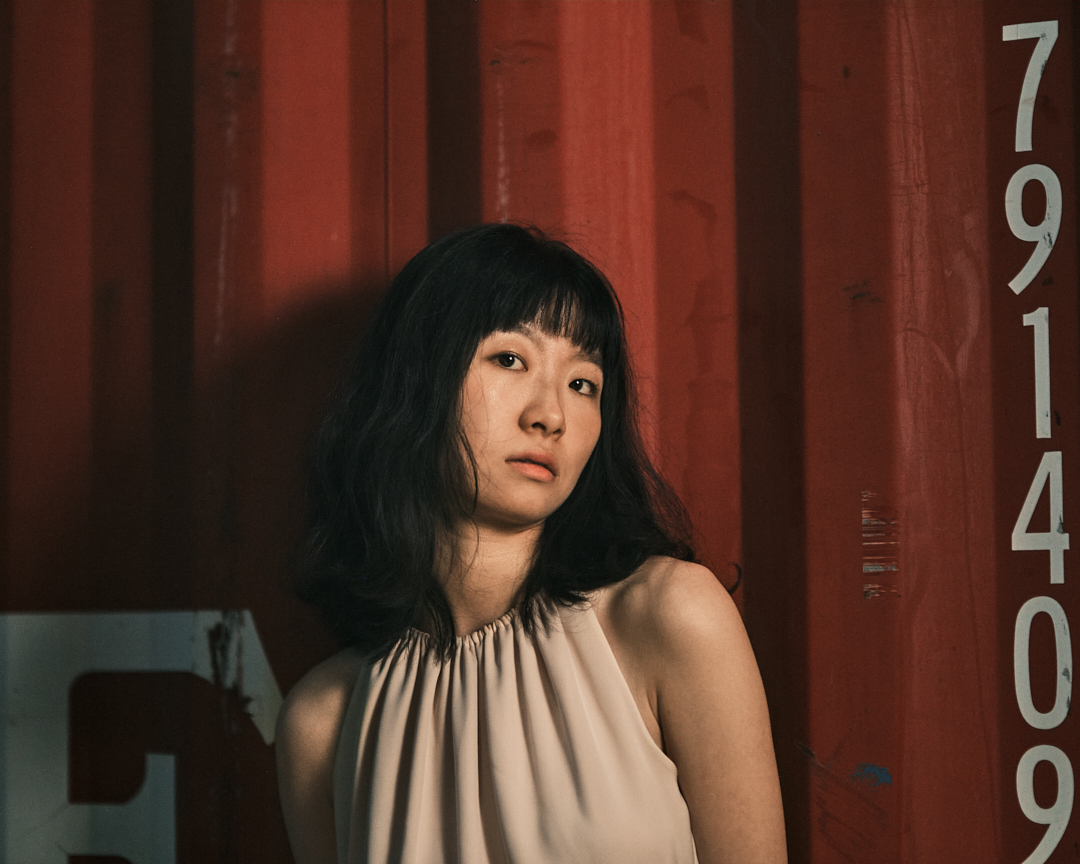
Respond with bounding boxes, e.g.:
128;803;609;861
276;224;786;863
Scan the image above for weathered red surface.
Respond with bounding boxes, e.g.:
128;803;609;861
3;1;1078;861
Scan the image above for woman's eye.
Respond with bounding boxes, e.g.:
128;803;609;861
495;353;523;370
570;378;599;397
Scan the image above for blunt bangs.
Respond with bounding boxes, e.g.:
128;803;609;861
488;277;620;370
418;225;625;391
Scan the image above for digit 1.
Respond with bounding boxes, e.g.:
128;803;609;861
1017;744;1074;864
1023;308;1051;438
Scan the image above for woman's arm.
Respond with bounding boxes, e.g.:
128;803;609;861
604;559;788;864
276;650;363;864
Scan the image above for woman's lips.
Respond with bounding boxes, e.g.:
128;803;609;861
506;452;556;482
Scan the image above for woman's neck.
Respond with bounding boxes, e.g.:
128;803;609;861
438;521;542;636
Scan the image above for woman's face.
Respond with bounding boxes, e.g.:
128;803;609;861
459;325;603;532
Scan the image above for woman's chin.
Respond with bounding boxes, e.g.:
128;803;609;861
467;503;556;534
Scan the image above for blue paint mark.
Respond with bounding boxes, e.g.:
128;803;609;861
849;763;893;787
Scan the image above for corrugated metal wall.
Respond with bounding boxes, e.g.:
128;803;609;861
2;1;1077;861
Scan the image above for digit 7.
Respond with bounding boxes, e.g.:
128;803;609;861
1002;21;1058;153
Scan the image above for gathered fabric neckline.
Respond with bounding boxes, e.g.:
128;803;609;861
404;605;521;650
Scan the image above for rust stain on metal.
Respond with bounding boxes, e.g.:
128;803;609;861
842;278;882;304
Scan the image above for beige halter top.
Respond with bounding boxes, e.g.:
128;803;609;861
333;602;699;864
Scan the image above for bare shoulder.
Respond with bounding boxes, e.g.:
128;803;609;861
594;559;787;863
276;648;368;864
594;557;744;661
599;555;761;702
277;647;367;751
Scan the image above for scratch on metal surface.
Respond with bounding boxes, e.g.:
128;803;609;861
799;738;889;862
794;740;817;762
862;492;899;596
215;184;237;348
223;0;237;57
495;70;509;222
215;0;241;349
947;239;983;381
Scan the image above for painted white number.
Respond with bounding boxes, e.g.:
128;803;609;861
1014;596;1073;730
0;611;282;864
1004;16;1069;864
1002;21;1058;153
1012;451;1070;583
1023;308;1051;438
1006;164;1062;294
1017;744;1074;864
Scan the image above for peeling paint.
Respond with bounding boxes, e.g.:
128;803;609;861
196;610;279;740
207;609;243;691
862;492;899;596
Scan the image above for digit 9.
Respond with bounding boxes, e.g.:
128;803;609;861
1017;745;1074;864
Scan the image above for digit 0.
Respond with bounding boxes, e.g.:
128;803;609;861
1013;595;1072;730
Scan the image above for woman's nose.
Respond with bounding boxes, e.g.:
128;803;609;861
521;380;564;436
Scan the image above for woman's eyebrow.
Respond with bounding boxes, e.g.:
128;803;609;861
574;347;603;367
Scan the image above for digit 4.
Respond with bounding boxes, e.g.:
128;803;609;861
1012;451;1070;583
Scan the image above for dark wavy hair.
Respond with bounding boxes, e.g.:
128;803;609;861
298;223;694;658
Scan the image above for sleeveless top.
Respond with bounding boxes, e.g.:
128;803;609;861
333;602;699;864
